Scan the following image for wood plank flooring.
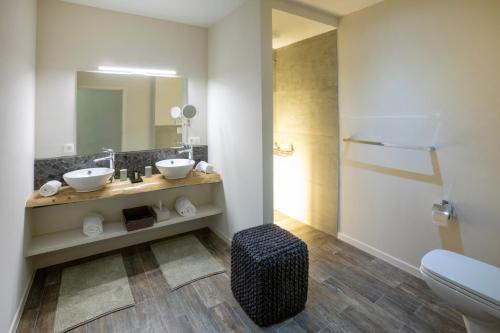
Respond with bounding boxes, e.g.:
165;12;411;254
17;214;466;333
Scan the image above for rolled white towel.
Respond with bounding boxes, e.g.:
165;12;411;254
83;213;104;237
175;196;197;217
39;180;62;197
195;161;214;174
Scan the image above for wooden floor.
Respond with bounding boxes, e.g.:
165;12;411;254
17;213;466;333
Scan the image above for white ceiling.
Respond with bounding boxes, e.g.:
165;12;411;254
62;0;246;27
272;9;335;49
62;0;384;28
290;0;384;16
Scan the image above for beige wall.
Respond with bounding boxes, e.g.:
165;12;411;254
36;0;207;158
208;0;273;240
0;0;37;331
274;31;338;235
339;0;500;273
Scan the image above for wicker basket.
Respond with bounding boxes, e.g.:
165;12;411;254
231;224;308;326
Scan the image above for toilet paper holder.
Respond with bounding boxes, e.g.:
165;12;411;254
432;200;454;221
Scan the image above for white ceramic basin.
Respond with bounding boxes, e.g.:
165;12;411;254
156;159;195;179
63;168;114;192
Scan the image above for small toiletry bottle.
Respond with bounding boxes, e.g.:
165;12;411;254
120;169;127;181
145;166;152;177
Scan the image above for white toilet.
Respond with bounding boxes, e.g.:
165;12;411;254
421;250;500;333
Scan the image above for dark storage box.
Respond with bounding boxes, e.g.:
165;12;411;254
122;206;154;231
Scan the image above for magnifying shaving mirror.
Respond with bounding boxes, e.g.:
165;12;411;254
169;104;197;145
182;104;197;119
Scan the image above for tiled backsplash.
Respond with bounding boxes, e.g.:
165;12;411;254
34;146;208;189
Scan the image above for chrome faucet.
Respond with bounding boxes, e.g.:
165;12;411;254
177;145;193;160
94;148;115;170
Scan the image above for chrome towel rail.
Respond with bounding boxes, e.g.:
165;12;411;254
343;138;436;152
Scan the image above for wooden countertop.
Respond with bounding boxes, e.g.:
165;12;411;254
26;172;221;208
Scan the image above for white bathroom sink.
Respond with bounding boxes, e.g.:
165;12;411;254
156;159;195;179
63;168;114;192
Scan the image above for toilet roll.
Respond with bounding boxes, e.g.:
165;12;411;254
431;201;453;227
432;210;449;227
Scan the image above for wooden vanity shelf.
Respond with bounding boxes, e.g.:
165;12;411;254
26;171;224;258
27;204;222;257
26;171;222;208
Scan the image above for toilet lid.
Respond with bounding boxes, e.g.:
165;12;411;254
421;249;500;307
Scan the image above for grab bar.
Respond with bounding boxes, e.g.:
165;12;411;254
343;138;436;151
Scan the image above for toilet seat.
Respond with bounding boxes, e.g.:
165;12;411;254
421;250;500;310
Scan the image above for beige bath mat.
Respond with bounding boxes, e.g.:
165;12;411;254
53;254;134;333
151;234;225;290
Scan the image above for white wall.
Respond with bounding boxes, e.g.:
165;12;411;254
207;0;273;239
36;0;207;158
339;0;500;273
0;0;37;331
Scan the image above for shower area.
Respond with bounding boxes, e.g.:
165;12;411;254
272;10;339;235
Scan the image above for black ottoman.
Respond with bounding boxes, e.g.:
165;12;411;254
231;224;308;326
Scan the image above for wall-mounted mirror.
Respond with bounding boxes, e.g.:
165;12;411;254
74;71;187;155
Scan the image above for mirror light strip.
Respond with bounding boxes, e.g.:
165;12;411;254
97;66;177;77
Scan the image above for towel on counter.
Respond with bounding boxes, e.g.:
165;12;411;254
83;213;104;237
39;180;62;197
195;161;214;174
175;196;197;217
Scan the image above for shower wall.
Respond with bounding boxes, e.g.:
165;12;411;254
273;30;338;235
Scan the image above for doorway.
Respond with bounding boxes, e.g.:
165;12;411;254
76;88;123;155
272;9;339;235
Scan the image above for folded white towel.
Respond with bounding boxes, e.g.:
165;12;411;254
195;161;214;174
39;180;62;197
83;213;104;237
175;196;197;217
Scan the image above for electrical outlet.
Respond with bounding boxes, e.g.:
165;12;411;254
63;143;75;155
188;136;201;145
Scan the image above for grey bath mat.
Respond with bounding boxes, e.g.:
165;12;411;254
151;234;226;290
53;254;134;333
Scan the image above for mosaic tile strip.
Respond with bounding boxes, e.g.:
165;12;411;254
34;146;208;189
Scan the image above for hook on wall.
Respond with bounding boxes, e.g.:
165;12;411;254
273;142;295;157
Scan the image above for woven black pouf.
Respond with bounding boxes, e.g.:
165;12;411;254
231;224;308;326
